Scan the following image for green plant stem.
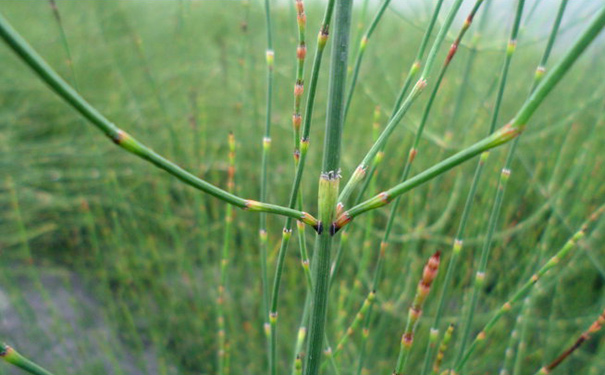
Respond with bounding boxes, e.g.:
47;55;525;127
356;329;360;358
332;5;605;231
379;0;485;255
453;0;526;366
343;0;393;120
454;203;605;373
506;5;571;375
337;0;466;209
260;0;275;344
394;251;441;375
432;324;455;375
269;1;338;374
268;1;307;374
304;1;352;375
218;132;236;375
0;12;320;230
1;344;55;375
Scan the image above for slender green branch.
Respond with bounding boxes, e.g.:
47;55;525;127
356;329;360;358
343;0;393;119
432;324;455;375
379;0;486;260
259;0;276;340
332;5;605;231
1;344;55;375
394;251;441;375
454;0;527;364
337;0;467;209
217;132;236;375
269;1;337;374
454;203;605;373
0;12;320;230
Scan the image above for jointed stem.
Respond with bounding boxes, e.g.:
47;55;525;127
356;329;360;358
305;1;353;375
454;204;605;373
332;5;605;231
269;1;336;374
454;0;526;365
217;132;236;375
260;0;275;342
337;0;467;210
0;12;320;229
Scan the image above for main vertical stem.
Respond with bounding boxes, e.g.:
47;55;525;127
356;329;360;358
304;1;353;375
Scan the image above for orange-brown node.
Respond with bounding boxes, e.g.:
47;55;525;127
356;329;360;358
408;148;418;163
331;213;351;235
293;113;302;128
297;44;307;60
380;241;388;256
245;200;261;211
402;333;414;347
111;129;128;145
446;43;458;64
409;306;422;320
379;191;390;203
294;82;304;97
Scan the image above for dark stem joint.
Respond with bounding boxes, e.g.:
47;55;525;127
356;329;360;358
315;221;323;235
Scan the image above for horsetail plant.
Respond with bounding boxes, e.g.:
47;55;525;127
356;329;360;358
217;132;236;375
394;251;441;375
454;203;605;373
379;0;486;254
332;4;605;230
454;0;527;365
1;2;605;375
304;2;353;375
259;0;275;345
432;324;455;375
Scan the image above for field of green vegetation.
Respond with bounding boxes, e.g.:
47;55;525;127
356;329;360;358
1;1;604;375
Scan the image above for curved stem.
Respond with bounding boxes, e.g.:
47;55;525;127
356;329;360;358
0;12;320;230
